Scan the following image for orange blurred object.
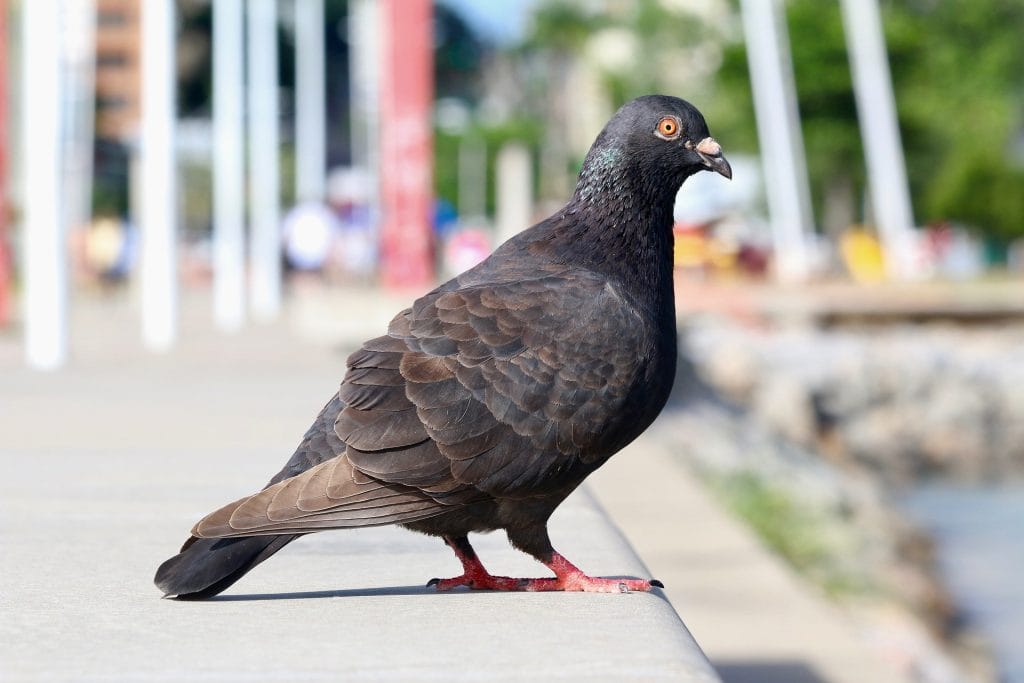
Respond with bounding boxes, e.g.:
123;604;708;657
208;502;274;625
673;224;708;270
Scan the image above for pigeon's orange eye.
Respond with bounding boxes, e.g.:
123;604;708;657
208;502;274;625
656;117;680;139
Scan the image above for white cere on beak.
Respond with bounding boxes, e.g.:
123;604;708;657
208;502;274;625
696;138;721;156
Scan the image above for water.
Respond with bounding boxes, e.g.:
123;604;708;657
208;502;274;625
900;486;1024;683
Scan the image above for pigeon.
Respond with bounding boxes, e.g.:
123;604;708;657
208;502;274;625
155;95;731;599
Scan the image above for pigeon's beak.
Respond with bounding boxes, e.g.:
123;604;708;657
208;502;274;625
696;137;732;179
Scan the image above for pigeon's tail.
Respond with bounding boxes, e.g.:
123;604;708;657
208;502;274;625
154;533;298;600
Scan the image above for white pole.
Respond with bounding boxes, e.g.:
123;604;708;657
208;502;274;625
295;0;326;203
140;0;178;351
496;143;532;243
457;135;486;221
248;0;281;321
22;0;67;370
213;0;246;331
840;0;916;280
740;0;814;282
59;0;96;242
349;0;381;229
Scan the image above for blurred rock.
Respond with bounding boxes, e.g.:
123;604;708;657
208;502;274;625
752;373;816;445
685;319;1024;485
694;336;758;402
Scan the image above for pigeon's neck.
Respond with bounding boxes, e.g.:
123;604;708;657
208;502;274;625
548;150;683;315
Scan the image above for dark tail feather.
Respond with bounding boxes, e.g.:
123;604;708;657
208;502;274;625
154;534;298;600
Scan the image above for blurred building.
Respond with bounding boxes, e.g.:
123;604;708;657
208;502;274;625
95;0;140;141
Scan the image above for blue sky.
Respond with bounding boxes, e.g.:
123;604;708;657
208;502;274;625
439;0;538;44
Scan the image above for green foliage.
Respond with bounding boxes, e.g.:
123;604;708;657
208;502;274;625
787;1;865;195
434;118;544;216
599;0;707;109
712;0;1024;241
716;1;875;227
524;0;606;54
927;153;1024;243
896;0;1024;241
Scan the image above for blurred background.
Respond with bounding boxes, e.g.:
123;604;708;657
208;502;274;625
0;1;1021;682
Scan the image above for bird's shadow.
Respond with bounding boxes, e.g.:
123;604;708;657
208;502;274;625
197;576;667;602
204;584;434;601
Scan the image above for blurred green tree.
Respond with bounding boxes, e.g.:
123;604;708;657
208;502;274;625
520;0;716;198
713;0;1024;243
904;1;1024;244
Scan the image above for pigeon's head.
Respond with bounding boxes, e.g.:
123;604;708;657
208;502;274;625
574;95;731;206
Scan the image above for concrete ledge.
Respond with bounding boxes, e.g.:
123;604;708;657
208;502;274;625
2;452;719;682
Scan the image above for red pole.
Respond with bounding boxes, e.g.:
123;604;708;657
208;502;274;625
0;0;10;327
378;0;434;290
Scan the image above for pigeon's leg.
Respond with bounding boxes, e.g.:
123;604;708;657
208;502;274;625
428;536;527;591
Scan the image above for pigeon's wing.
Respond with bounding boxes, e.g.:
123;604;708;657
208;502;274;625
192;270;648;538
191;382;458;538
382;271;649;497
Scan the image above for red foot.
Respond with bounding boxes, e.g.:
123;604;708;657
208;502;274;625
525;573;659;593
430;543;662;593
429;571;659;593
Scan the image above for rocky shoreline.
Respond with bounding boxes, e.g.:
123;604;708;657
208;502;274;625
661;317;1020;682
686;319;1024;485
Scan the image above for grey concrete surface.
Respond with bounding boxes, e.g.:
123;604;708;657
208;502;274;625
590;427;916;683
0;292;719;682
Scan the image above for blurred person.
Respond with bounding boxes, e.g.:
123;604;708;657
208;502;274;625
282;202;341;280
326;168;377;280
71;217;136;289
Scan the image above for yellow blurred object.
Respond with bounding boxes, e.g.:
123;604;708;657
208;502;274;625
674;229;707;269
840;227;887;283
707;238;738;272
84;218;126;275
